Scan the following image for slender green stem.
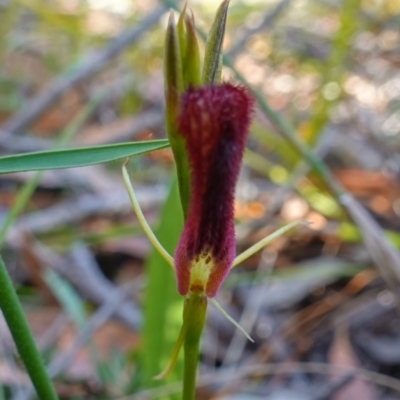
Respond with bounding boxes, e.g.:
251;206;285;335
182;293;207;400
0;256;59;400
183;341;199;400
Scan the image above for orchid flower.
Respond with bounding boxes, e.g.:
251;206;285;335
122;2;303;398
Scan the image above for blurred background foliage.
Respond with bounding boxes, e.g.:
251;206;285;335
0;0;400;399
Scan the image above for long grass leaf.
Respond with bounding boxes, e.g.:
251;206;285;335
0;140;169;174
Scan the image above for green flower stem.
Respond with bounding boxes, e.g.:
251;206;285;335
182;293;207;400
0;256;59;400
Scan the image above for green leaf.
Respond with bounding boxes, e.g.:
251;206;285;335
141;176;183;398
0;140;169;174
201;0;230;84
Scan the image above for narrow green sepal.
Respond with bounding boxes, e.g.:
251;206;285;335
201;0;230;84
232;220;309;268
177;3;188;71
153;316;187;380
164;11;190;218
183;12;201;87
210;298;254;342
165;12;184;102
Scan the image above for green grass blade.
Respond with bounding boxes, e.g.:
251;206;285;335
0;140;169;174
0;256;59;400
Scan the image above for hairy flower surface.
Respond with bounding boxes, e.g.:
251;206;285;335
174;83;254;297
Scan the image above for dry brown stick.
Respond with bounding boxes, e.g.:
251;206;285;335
0;5;167;135
340;193;400;292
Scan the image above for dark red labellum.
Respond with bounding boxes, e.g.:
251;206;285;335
174;83;254;297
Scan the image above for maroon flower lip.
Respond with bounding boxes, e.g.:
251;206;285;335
174;83;254;297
